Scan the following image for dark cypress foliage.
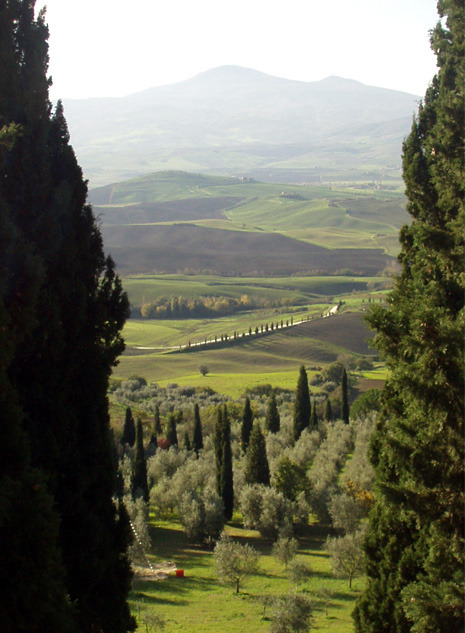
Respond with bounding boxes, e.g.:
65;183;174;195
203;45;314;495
147;413;158;455
165;414;178;447
220;407;234;521
265;392;280;433
193;403;203;455
323;397;333;422
293;365;311;440
182;430;192;452
132;418;149;502
122;406;136;447
341;368;349;424
213;406;224;496
240;395;253;452
153;404;162;435
244;424;270;486
0;4;134;631
310;399;318;430
354;3;464;631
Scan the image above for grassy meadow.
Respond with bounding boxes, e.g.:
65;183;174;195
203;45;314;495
131;520;363;633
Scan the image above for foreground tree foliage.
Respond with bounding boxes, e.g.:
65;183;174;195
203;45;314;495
0;2;134;631
354;2;464;631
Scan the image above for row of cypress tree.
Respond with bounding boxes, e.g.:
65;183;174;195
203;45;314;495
0;3;134;632
293;364;345;440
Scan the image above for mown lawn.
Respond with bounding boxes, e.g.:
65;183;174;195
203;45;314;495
131;520;362;633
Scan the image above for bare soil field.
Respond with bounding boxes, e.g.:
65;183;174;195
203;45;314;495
102;224;395;276
281;311;376;356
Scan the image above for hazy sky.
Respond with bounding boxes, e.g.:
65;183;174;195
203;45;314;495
43;0;439;101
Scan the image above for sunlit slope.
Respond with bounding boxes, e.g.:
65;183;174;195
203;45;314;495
121;274;381;309
91;171;405;276
115;312;375;389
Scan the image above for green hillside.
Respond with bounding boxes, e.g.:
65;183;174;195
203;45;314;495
90;170;406;279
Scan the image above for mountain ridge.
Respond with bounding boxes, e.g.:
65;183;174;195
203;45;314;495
61;65;420;187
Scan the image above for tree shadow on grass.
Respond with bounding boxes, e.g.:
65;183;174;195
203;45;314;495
132;572;218;604
149;525;214;570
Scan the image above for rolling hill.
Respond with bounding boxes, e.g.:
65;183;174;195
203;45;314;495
91;170;404;277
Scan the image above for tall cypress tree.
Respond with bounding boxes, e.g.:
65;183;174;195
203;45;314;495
265;392;280;433
220;406;234;521
293;365;311;440
310;399;318;430
165;413;178;447
132;418;149;502
0;3;134;632
244;424;270;486
324;398;333;422
341;367;349;424
214;406;224;496
354;3;464;631
153;404;162;435
193;403;203;455
122;406;136;447
240;395;253;451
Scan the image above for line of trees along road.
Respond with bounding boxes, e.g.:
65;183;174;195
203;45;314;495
0;3;134;633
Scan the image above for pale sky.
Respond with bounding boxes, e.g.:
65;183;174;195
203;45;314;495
43;0;439;101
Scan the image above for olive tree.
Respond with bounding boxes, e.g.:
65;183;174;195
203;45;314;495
214;534;259;594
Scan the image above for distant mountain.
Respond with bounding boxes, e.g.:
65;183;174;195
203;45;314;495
62;66;420;187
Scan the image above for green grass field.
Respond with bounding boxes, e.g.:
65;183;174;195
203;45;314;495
131;520;362;633
121;274;387;310
114;310;378;397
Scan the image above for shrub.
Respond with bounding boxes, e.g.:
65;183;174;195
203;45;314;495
271;593;313;633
